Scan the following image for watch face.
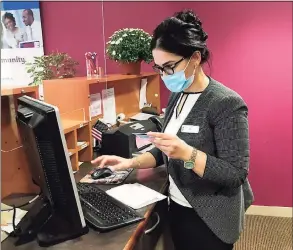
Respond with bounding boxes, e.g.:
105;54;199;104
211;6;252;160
184;161;194;169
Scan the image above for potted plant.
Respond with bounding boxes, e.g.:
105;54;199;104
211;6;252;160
26;51;79;86
106;28;153;75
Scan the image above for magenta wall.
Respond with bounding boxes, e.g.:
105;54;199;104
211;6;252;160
40;2;174;108
181;2;292;207
40;2;104;76
41;2;292;207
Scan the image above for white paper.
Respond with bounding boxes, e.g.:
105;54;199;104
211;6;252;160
130;112;155;121
1;219;21;234
39;84;44;100
1;205;27;234
77;141;87;147
90;93;102;118
106;183;167;209
102;88;116;125
139;78;148;109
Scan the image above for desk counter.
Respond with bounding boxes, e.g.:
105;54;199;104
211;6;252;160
2;165;169;250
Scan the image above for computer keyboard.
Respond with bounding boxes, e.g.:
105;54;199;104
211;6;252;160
76;183;144;232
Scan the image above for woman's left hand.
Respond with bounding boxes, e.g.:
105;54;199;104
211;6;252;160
147;132;192;161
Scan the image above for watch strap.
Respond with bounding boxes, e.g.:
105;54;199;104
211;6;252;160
189;147;198;162
184;147;198;169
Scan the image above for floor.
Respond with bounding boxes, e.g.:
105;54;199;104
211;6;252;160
234;215;292;250
155;215;292;250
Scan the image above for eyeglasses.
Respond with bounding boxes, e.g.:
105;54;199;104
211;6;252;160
152;58;185;75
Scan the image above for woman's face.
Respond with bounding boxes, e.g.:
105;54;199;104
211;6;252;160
152;48;199;78
4;18;15;31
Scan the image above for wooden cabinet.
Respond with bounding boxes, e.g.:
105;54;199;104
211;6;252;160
61;121;92;171
1;86;40;198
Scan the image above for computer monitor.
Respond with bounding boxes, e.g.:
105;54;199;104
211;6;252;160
15;95;88;247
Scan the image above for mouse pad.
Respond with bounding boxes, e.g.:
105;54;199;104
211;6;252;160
79;168;133;185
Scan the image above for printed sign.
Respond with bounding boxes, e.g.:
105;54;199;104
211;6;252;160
1;1;44;88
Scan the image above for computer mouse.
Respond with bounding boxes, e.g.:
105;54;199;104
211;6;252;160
91;168;113;180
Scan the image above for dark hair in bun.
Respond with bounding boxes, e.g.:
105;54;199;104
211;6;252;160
151;9;210;64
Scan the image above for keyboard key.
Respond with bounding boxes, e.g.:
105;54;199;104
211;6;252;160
76;183;144;231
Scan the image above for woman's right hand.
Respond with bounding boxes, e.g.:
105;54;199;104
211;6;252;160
91;155;133;171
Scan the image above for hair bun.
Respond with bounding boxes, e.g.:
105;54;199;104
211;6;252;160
174;9;208;43
174;9;202;27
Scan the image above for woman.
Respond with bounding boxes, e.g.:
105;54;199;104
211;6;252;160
92;9;254;250
2;12;27;49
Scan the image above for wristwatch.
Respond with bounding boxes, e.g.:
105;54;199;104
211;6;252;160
184;147;198;169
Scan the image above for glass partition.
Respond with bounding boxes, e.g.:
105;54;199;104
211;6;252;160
99;2;179;123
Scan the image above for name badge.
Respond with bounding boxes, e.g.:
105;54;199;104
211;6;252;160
181;125;199;134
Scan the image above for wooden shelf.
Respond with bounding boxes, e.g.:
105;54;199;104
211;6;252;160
62;122;92;171
1;86;39;96
62;119;88;134
93;72;158;84
55;72;158;85
77;141;89;152
68;149;76;156
70;153;78;171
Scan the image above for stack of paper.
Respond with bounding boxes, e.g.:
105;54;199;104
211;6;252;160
106;183;166;209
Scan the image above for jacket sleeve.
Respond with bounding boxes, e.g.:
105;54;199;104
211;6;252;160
202;95;250;188
148;147;164;166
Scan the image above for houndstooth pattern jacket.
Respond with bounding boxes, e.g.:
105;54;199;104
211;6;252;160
149;77;254;244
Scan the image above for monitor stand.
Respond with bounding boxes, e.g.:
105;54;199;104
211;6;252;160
13;195;89;247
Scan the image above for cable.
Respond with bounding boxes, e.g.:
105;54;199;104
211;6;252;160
12;205;17;233
2;194;41;235
1;145;23;153
1;194;40;212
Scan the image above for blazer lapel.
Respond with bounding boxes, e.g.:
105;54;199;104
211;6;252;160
163;78;214;133
176;80;214;142
162;93;180;132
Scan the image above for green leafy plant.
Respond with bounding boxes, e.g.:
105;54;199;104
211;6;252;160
106;28;153;63
26;51;79;86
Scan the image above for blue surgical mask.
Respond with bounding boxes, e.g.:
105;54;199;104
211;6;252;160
161;58;195;93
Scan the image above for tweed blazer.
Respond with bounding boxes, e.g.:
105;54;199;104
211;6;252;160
149;77;254;244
